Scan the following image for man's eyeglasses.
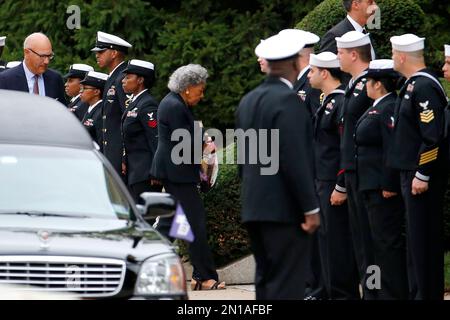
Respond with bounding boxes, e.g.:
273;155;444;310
80;86;97;92
27;48;55;61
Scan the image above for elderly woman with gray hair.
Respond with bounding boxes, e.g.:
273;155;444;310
151;64;225;290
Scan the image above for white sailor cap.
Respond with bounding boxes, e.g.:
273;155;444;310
80;71;108;89
91;31;132;53
390;34;425;52
366;59;399;79
0;36;6;47
336;31;371;49
6;61;21;69
64;63;94;79
123;59;156;86
309;52;340;69
255;34;305;61
278;29;320;48
445;44;450;57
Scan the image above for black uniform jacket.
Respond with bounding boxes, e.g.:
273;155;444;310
313;85;346;188
68;95;89;122
235;76;319;224
340;70;373;172
388;69;448;178
293;67;322;117
355;93;399;192
101;61;129;174
0;62;66;105
150;92;201;184
81;100;103;144
121;90;159;186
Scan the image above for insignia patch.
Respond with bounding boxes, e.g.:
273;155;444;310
83;119;94;127
355;82;365;91
148;111;157;128
127;107;138;118
297;90;307;101
407;82;415;92
420;110;434;123
419;147;438;165
419;100;429;110
326;102;334;110
388;116;395;128
107;88;116;97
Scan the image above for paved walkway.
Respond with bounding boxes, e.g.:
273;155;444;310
188;282;450;300
188;283;255;300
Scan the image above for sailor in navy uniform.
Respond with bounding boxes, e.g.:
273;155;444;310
278;29;325;299
0;36;7;72
354;59;408;300
121;59;161;203
64;64;94;121
5;61;21;69
236;34;320;300
91;31;132;177
336;31;375;299
443;45;450;84
80;71;108;144
389;34;448;300
279;29;322;117
442;45;450;163
308;52;360;300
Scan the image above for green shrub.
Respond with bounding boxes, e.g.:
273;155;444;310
202;143;250;267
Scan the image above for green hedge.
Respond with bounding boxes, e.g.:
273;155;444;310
202;143;250;267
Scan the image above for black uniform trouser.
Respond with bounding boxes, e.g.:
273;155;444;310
345;171;376;299
161;181;218;282
245;221;309;300
316;180;360;300
129;180;163;204
361;190;408;300
304;230;326;298
400;171;446;300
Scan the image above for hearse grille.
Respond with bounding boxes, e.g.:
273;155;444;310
0;256;126;298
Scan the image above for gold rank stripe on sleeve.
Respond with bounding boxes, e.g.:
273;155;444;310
420;110;434;123
419;147;439;165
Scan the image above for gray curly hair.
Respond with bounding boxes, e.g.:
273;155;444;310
167;64;208;93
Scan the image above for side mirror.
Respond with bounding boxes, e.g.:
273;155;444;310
139;192;176;221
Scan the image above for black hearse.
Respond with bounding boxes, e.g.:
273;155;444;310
0;91;186;299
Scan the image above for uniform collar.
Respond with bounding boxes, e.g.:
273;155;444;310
131;89;148;103
372;92;393;107
88;99;102;113
348;70;368;90
297;65;310;81
279;77;293;89
109;61;125;77
71;94;81;103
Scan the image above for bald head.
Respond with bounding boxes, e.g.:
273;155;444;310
23;32;53;75
24;33;51;50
